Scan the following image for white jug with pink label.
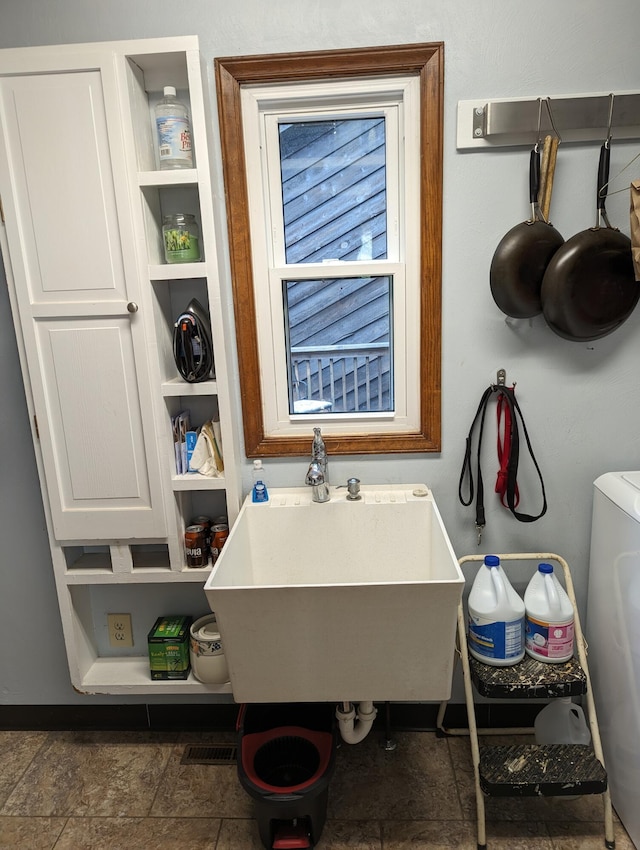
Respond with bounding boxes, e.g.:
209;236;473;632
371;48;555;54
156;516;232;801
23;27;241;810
524;562;574;663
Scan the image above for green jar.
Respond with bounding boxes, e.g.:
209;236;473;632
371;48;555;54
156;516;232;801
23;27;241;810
162;213;201;263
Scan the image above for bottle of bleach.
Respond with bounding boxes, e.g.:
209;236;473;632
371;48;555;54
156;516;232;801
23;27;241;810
524;563;574;663
468;555;525;666
534;697;590;745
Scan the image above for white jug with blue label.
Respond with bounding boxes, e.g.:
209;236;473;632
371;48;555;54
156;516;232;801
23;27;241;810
524;563;574;663
468;555;525;666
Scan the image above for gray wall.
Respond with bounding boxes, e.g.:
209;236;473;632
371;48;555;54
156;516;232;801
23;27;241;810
2;0;640;704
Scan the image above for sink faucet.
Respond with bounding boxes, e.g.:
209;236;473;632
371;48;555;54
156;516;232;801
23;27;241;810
306;427;329;503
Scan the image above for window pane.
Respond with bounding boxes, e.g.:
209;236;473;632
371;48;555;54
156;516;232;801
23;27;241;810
283;276;393;414
278;118;387;264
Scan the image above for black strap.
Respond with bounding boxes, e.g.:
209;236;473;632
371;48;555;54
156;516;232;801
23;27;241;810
458;384;547;533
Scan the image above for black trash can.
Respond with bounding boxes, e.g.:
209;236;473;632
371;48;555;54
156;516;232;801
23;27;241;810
237;702;337;850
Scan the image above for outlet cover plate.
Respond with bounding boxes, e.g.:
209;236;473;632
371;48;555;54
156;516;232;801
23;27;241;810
108;613;134;648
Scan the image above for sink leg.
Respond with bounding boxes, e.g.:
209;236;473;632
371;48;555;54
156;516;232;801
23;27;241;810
379;701;397;751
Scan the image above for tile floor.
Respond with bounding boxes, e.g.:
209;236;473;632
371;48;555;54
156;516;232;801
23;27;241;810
0;727;634;849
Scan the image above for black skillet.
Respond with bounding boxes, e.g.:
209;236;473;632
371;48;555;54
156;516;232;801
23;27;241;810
541;142;639;341
490;146;564;318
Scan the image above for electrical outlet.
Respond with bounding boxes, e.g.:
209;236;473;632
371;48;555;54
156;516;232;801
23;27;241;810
107;613;134;648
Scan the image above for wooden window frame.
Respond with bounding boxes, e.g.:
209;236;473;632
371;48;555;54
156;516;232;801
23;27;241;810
215;42;444;457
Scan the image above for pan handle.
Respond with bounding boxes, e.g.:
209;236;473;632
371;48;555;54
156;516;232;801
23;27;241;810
597;143;613;227
529;147;541;221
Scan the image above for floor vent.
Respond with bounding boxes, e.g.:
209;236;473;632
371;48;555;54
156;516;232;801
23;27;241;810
181;744;238;765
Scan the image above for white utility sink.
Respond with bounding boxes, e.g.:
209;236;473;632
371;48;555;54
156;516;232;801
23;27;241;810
204;484;464;703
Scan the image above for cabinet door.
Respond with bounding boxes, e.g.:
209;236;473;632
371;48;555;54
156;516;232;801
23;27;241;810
0;60;166;540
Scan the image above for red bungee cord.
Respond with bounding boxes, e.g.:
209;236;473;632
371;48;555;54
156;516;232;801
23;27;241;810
495;387;520;509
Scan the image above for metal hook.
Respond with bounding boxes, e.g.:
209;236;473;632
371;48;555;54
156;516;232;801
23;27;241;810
534;97;543;150
543;97;562;144
597;93;639;199
493;368;516;391
605;92;614;148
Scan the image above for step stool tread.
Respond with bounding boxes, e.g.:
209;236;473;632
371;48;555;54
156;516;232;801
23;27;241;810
470;653;587;698
479;744;607;797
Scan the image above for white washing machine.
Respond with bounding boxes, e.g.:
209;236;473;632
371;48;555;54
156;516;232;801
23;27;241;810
588;472;640;849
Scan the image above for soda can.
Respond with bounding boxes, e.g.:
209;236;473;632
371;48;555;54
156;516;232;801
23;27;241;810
185;524;208;567
191;515;212;558
211;522;229;565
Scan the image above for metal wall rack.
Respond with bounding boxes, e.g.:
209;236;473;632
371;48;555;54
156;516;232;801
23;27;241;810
457;90;640;149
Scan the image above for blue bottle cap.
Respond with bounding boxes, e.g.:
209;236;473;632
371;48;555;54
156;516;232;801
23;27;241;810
538;562;554;574
484;555;500;568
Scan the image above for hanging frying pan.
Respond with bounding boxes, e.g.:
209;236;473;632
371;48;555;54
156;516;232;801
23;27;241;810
490;143;564;318
541;142;640;341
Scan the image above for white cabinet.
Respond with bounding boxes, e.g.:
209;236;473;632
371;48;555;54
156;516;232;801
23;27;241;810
0;61;166;541
0;36;241;694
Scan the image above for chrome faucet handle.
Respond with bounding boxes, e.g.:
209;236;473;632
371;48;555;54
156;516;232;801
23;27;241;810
307;428;330;501
306;462;325;486
312;426;326;458
337;477;361;500
306;463;330;503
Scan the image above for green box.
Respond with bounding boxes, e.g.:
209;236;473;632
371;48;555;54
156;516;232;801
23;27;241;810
147;615;192;680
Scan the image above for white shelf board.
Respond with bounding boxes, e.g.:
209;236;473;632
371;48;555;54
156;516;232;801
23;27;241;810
78;656;233;695
171;473;226;491
138;168;198;187
149;261;208;280
64;567;212;585
161;377;218;396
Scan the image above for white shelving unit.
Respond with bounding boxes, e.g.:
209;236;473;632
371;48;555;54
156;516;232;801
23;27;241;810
0;36;240;695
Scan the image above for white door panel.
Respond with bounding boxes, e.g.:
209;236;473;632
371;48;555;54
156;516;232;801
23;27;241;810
0;61;166;541
41;320;147;503
2;71;126;303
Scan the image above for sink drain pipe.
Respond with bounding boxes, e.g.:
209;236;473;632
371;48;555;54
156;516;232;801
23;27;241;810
335;701;377;744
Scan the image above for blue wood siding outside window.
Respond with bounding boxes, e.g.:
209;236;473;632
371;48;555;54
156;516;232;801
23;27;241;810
279;117;392;412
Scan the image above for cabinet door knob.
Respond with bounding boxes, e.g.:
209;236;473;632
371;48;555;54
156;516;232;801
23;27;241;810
127;302;139;313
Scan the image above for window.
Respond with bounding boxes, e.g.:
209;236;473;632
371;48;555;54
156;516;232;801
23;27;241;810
215;43;443;456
